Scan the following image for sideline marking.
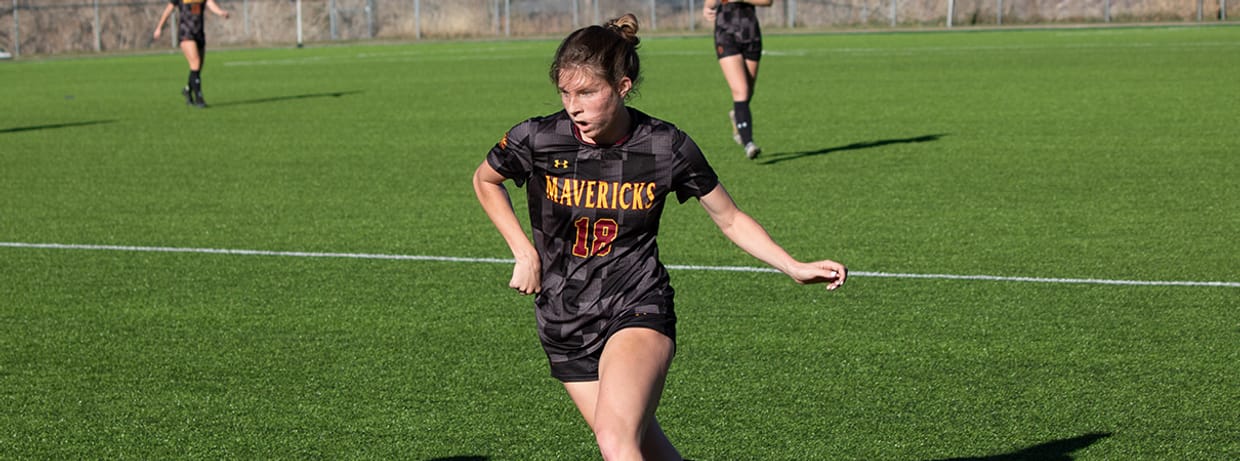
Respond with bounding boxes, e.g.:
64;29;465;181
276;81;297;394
2;242;1237;288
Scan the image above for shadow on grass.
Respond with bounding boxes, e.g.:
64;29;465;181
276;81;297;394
207;90;363;108
756;133;946;165
925;432;1112;461
0;120;117;134
425;455;700;460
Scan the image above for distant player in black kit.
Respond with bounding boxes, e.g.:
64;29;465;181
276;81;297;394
153;0;229;108
704;0;772;159
472;13;846;460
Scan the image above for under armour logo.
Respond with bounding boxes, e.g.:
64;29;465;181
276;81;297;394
554;159;569;169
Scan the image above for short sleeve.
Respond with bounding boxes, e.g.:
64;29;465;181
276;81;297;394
671;131;720;203
485;120;536;187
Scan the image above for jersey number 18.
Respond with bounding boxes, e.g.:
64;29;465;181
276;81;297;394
572;217;617;258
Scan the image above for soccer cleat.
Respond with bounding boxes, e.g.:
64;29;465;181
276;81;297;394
744;142;761;160
193;91;208;108
182;86;195;106
728;110;743;145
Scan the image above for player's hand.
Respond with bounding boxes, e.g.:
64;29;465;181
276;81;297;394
509;252;541;296
221;11;231;19
703;6;717;22
153;30;162;40
790;259;847;291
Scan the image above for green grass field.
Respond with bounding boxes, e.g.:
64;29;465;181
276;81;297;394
2;25;1238;460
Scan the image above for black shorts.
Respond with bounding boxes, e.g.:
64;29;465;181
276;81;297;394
714;4;763;61
178;32;206;46
548;312;676;383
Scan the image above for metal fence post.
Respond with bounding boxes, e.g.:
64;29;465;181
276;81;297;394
1105;0;1111;22
367;0;374;38
890;0;897;26
93;0;101;51
650;0;656;30
504;0;509;37
12;0;18;57
688;0;695;31
573;0;579;29
787;0;796;27
329;0;337;40
947;0;954;27
1222;0;1228;20
414;0;420;40
1198;0;1204;20
296;0;303;47
997;0;1003;24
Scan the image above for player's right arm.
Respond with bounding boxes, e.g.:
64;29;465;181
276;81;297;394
473;161;541;295
153;3;175;39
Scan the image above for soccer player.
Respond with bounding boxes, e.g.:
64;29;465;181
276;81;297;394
703;0;772;159
153;0;229;108
472;13;846;460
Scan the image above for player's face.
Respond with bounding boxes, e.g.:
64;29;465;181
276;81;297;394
557;68;631;145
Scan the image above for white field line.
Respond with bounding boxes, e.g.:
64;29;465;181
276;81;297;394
2;242;1237;288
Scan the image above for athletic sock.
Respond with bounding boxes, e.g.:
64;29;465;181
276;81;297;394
189;70;201;93
732;100;754;145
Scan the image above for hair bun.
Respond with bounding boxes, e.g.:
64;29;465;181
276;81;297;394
605;13;641;44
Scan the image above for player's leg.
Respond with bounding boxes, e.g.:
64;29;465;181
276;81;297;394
563;327;679;460
197;39;206;70
191;39;208;106
744;58;760;100
740;57;762;159
718;54;751;104
597;327;678;460
721;54;760;158
640;418;680;460
179;40;201;105
565;382;680;461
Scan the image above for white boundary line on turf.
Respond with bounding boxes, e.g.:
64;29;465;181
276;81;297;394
2;241;1237;288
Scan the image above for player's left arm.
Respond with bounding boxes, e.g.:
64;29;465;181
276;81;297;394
206;0;230;18
698;184;846;290
737;0;774;6
702;0;719;21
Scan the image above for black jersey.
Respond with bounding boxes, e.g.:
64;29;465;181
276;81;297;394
714;2;763;60
486;108;719;363
171;0;207;42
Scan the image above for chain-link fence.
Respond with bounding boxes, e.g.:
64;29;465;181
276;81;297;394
1;0;1234;58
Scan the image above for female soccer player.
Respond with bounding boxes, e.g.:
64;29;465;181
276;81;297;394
703;0;772;159
153;0;229;108
472;13;846;460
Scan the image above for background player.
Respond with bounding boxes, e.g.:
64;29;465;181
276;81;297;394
472;13;846;460
703;0;772;159
154;0;229;108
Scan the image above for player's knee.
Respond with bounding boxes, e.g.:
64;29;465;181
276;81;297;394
593;422;641;460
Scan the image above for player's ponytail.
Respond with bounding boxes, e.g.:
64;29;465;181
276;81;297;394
550;13;642;100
